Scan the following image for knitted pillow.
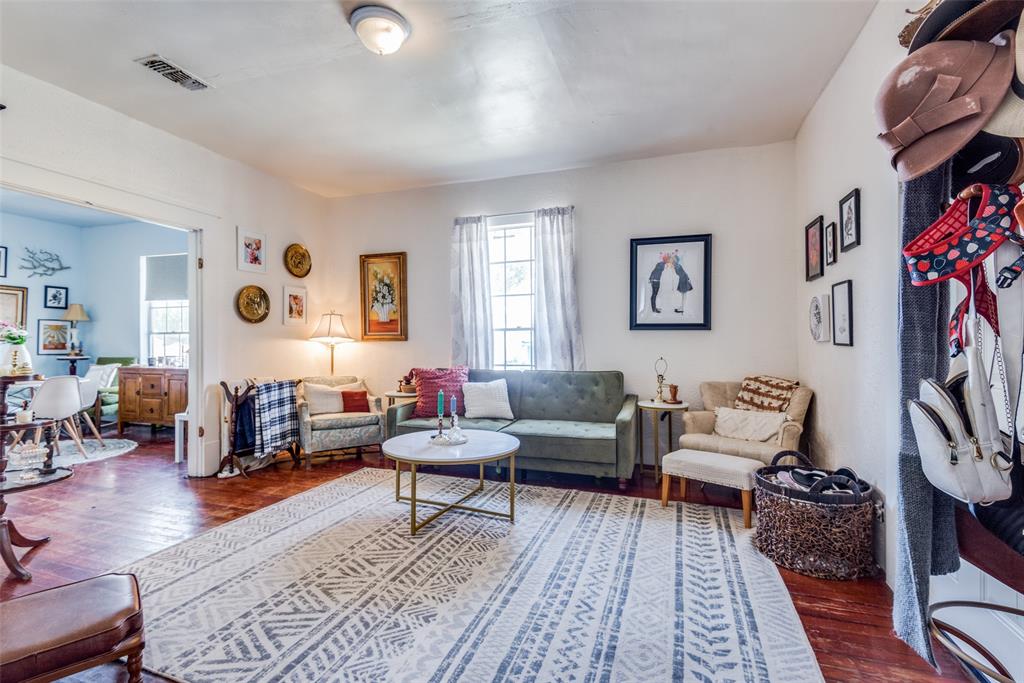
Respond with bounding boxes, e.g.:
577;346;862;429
733;375;800;412
411;366;469;418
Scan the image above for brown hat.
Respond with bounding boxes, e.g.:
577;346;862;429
908;0;1024;52
876;32;1015;181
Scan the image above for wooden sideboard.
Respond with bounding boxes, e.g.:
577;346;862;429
118;367;187;434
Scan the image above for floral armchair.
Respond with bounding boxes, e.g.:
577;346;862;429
297;375;383;468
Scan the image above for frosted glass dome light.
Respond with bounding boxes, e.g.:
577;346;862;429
350;6;411;56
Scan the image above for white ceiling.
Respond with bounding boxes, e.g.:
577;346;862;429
0;1;875;198
0;187;129;227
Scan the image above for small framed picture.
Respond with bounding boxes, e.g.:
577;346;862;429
839;189;861;252
832;279;853;347
0;247;7;277
37;318;71;355
44;285;68;310
237;226;267;273
825;221;837;265
283;285;307;326
805;216;824;282
809;293;830;343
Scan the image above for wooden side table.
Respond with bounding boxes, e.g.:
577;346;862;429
57;355;91;376
637;400;689;482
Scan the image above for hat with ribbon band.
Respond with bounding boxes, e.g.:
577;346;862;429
876;32;1015;181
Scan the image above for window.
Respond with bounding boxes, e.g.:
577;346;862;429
146;300;189;368
141;254;189;368
488;213;535;371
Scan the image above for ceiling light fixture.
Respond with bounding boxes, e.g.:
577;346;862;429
349;5;411;56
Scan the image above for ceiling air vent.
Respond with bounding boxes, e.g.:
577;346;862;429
134;54;210;91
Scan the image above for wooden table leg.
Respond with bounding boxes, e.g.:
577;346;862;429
0;494;48;581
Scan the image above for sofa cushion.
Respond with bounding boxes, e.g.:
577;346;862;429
396;417;513;434
468;369;523;416
518;371;624;423
501;419;616;464
463;379;514;419
310;412;380;430
412;366;469;417
678;432;780;464
501;419;615;440
713;407;786;442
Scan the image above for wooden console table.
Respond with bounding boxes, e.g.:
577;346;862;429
118;367;187;434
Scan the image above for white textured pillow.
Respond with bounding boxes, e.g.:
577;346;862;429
304;383;345;415
713;406;788;442
463;379;514;420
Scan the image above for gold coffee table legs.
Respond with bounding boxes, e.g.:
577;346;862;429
394;455;516;535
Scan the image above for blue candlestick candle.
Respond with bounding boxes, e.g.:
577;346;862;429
451;395;456;416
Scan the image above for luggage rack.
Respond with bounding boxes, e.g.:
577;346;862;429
217;380;301;478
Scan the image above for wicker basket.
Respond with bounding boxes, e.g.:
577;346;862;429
753;451;878;580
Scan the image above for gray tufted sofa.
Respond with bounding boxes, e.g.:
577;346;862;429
386;369;638;489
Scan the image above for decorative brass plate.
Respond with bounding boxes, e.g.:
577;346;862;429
284;243;312;278
236;285;270;323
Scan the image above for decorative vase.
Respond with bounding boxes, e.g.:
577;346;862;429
669;384;679;402
4;343;33;374
373;302;394;323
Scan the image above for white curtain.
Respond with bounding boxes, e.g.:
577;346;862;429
534;206;586;370
450;215;493;368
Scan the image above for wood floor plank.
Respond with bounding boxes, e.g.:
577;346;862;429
0;426;965;682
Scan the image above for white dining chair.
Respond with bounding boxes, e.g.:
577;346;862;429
77;377;105;448
30;376;88;458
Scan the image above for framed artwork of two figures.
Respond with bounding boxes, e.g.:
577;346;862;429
629;234;712;330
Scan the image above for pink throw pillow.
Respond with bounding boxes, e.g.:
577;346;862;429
411;366;469;418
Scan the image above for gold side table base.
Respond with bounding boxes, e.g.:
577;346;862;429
395;456;516;535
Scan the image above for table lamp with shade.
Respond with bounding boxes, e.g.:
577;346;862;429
309;311;354;374
63;303;90;355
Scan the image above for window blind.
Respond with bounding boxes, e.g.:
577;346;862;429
144;253;188;301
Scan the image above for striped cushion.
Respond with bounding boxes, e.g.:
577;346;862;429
411;366;469;418
733;375;800;413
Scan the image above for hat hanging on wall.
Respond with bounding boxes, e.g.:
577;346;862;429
952;130;1024;187
982;11;1024;135
908;0;1024;52
876;31;1015;181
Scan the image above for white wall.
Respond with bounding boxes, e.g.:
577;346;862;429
0;64;330;475
324;142;799;421
0;212;86;378
80;220;188;364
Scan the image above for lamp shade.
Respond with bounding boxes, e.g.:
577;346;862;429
63;303;90;322
310;312;354;344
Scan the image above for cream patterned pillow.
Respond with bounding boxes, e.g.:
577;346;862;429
463;379;515;420
304;383;345;415
714;406;788;442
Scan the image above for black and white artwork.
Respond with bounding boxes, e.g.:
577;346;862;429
629;234;712;330
839;189;861;252
44;285;68;310
832;279;853;346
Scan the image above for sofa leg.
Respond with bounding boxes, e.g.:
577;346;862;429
126;650;143;683
617;477;628;491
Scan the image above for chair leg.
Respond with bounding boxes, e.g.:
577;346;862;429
741;489;753;529
64;419;88;457
8;430;24;449
679;476;687;501
661;473;671;506
80;411;105;447
126;649;143;683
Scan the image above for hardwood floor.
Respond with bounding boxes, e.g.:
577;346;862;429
1;427;967;682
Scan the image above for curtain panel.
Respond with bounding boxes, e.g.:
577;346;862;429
534;206;586;371
450;215;493;368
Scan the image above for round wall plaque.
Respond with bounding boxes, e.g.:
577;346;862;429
284;243;312;278
236;285;271;323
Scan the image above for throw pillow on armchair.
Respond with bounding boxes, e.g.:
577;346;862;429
411;366;469;418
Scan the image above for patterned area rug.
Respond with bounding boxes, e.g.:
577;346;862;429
8;438;138;466
122;468;823;682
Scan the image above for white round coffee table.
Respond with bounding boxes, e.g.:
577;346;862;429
382;429;520;534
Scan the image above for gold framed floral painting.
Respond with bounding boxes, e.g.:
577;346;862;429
359;252;407;341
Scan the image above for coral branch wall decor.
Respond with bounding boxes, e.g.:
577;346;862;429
19;248;71;278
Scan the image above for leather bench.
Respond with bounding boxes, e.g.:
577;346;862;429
0;573;145;682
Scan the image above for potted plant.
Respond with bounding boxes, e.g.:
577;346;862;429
0;321;32;374
399;371;416;393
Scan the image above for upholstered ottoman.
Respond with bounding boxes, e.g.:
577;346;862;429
661;448;763;528
0;573;145;682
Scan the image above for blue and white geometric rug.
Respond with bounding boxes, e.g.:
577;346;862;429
122;468;824;682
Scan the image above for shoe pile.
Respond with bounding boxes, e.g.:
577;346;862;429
768;466;870;495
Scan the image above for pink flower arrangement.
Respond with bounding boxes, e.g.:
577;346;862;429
0;321;28;345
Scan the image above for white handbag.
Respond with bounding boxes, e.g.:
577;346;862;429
908;319;1014;504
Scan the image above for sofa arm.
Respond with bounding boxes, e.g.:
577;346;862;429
779;420;804;451
368;395;383;414
615;394;638;480
386;400;416;437
297;399;312;450
683;410;716;435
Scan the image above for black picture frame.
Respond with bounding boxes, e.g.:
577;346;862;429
839;188;861;252
805;216;824;282
825;221;837;265
44;285;68;310
832;279;854;346
0;247;7;278
629;233;712;330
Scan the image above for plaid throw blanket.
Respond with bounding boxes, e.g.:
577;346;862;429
254;380;299;458
733;375;800;412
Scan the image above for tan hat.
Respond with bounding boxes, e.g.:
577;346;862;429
876;31;1015;181
982;12;1024;134
908;0;1024;52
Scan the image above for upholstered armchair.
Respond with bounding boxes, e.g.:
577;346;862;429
297;375;383;468
679;381;813;464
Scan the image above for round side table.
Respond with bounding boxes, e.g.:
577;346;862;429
637;400;689;482
384;390;417;408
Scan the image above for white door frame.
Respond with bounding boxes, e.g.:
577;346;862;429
0;179;207;475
